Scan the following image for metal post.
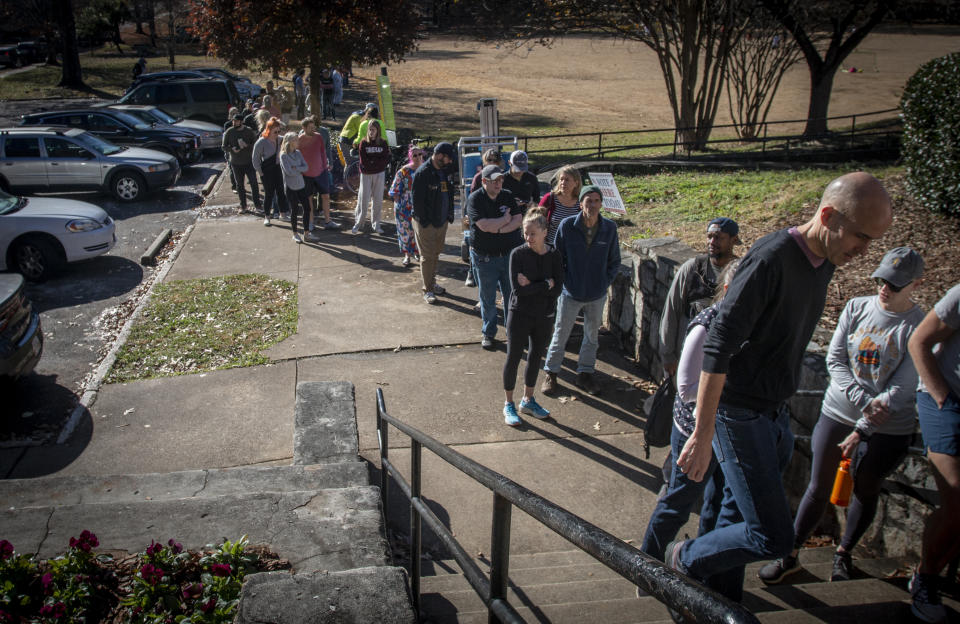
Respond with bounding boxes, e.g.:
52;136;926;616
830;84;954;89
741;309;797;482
762;124;767;156
850;115;856;150
488;493;512;624
377;390;389;518
672;130;677;160
410;440;422;616
597;133;603;159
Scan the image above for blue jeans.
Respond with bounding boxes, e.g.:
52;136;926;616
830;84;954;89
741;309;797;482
543;293;606;374
679;403;795;601
640;424;725;561
471;249;511;339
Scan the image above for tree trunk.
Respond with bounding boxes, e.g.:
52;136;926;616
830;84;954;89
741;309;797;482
148;1;157;47
55;0;84;88
803;65;837;137
308;55;321;119
113;23;124;55
166;0;175;69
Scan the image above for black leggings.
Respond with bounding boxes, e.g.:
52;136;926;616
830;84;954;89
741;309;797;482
285;186;309;234
261;164;288;217
502;309;552;392
793;414;909;552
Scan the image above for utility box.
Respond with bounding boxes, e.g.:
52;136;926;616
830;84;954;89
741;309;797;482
478;98;498;140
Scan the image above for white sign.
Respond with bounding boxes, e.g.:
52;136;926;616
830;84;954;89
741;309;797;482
586;172;626;215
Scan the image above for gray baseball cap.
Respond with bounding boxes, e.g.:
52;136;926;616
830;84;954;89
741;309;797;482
482;164;505;180
871;247;924;288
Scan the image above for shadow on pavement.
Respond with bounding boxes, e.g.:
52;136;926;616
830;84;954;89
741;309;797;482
24;255;143;313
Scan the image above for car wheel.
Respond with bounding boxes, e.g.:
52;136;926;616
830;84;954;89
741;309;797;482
13;55;22;68
111;171;145;202
11;236;63;282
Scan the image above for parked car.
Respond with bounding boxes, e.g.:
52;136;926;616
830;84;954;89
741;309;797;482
117;77;241;125
101;104;223;151
0;43;22;68
127;70;208;92
20;108;202;165
0;127;180;202
0;273;42;379
192;67;262;100
0;188;116;281
15;40;47;65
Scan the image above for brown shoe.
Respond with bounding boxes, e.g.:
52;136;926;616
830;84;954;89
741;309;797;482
541;372;558;395
576;372;601;396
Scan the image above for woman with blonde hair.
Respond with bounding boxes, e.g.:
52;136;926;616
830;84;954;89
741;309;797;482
352;120;390;235
254;108;271;134
539;165;581;245
279;132;313;243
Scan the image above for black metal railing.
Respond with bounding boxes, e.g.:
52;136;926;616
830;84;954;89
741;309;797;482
518;107;901;167
375;388;760;624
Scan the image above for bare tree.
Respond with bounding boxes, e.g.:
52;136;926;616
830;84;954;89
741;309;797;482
726;27;803;139
54;0;84;87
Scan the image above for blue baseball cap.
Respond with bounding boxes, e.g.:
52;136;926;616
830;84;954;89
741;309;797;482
707;217;739;237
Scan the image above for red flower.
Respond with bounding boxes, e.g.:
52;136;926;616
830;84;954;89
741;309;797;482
146;541;164;557
210;563;231;577
41;573;54;594
167;539;183;554
39;602;66;618
140;563;164;586
200;597;217;613
69;530;98;553
0;540;13;560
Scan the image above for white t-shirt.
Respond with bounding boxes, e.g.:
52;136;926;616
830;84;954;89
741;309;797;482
919;283;960;400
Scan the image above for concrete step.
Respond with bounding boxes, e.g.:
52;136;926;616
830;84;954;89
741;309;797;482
421;561;623;593
1;487;389;573
0;463;368;509
421;594;673;624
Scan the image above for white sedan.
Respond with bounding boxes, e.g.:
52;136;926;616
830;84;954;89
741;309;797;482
0;189;116;281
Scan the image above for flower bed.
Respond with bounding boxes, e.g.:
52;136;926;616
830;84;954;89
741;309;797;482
0;532;289;623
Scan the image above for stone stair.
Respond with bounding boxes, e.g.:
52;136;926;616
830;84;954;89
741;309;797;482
0;382;416;624
416;546;959;623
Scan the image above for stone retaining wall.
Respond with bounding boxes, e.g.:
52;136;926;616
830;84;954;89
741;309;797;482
605;238;935;562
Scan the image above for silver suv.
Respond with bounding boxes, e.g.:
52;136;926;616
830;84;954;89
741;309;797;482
0;127;180;202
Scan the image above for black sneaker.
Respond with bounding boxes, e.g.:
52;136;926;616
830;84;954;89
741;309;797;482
910;571;947;623
831;550;852;582
757;554;800;585
576;372;601;396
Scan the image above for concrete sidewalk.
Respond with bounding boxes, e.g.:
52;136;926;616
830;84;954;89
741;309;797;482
8;175;685;560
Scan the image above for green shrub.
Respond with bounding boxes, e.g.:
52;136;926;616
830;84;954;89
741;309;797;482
901;52;960;216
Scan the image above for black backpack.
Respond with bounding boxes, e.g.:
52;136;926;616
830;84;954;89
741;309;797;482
642;375;676;459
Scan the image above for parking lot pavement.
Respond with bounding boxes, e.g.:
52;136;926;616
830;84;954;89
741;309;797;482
2;156;225;450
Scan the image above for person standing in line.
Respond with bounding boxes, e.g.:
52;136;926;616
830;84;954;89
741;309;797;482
671;172;893;603
539;166;582;245
467;165;523;350
639;259;739;568
222;112;261;213
293;68;306;120
758;247;925;586
222;106;240;192
541;185;621;397
279;132;313;243
908;282;960;623
411;142;457;304
319;68;335;120
388;144;426;267
331;68;343;120
352;121;390;235
252;117;289;226
298;117;340;232
466;148;505;289
501;206;563;426
353;106;385;148
339;103;374;154
502;150;540;210
262;94;281;119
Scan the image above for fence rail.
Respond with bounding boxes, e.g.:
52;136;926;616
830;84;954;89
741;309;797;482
518;108;901;166
375;388;759;624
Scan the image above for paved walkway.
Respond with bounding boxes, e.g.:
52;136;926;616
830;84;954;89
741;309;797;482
8;174;688;559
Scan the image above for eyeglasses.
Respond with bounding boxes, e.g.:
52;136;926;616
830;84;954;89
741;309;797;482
874;277;906;293
413;152;426;158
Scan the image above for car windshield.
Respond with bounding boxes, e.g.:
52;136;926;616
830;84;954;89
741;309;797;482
72;131;124;155
0;189;24;215
112;111;152;130
147;108;179;124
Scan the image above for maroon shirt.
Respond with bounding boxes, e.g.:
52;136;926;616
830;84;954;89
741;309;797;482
358;138;390;174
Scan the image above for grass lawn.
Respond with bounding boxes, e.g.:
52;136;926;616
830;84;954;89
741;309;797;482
602;165;904;247
108;274;297;383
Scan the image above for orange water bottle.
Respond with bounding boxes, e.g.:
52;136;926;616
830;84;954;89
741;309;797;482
830;457;853;507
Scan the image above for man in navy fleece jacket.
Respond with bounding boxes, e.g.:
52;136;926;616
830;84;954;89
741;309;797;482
670;171;893;601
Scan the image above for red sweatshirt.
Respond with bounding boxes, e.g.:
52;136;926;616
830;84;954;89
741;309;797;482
358;138;390;174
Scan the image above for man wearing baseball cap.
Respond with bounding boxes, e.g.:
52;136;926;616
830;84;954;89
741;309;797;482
221;112;261;213
467;164;524;348
659;217;741;378
541;184;622;396
412;142;458;304
502;150;540;211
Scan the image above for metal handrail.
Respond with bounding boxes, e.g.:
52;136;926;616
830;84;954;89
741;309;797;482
375;388;760;624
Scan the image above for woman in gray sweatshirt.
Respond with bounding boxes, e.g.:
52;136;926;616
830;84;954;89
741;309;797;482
279;132;312;243
759;247;926;585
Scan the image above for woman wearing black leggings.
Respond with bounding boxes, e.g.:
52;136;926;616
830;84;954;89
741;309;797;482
501;206;563;427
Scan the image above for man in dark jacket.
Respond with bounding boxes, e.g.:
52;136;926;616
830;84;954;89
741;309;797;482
466;164;523;348
222;113;260;212
412;142;457;304
541;185;621;396
672;172;892;603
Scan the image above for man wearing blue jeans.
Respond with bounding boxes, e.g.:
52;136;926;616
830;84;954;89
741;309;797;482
466;165;523;349
672;172;893;602
541;185;621;397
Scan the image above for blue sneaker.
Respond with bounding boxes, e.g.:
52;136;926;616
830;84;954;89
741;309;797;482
503;402;522;426
519;397;550;419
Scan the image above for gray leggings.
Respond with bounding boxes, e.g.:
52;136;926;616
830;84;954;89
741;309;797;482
794;414;909;552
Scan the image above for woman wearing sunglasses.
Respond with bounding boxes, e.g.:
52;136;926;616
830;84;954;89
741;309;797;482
388;144;426;266
759;247;925;585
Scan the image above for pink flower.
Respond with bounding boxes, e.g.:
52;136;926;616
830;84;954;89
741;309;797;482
167;539;183;554
69;530;98;553
39;602;66;618
0;540;13;560
146;541;164;557
200;597;217;613
210;563;231;577
140;563;164;586
41;573;54;594
182;582;203;600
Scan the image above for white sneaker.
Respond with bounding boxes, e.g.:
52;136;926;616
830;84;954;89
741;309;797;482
351;224;360;235
374;224;383;235
263;217;270;226
293;233;303;243
305;233;320;242
308;222;315;232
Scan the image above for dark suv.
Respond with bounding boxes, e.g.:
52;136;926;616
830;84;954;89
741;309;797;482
0;273;42;380
21;108;202;165
0;43;21;68
117;77;241;125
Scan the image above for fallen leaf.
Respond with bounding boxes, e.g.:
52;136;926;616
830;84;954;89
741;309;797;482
123;407;136;415
394;345;402;352
593;422;600;430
